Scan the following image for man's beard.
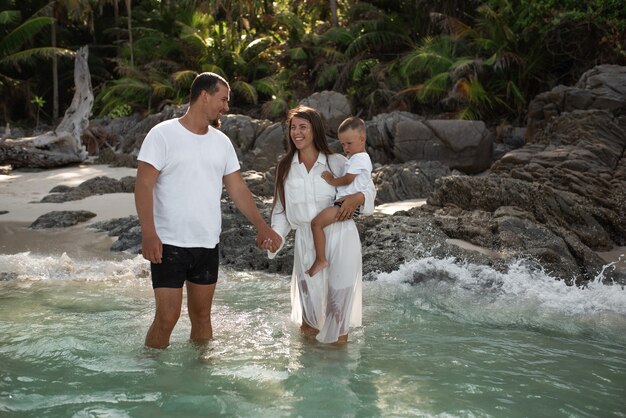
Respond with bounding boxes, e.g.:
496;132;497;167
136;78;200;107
211;117;221;129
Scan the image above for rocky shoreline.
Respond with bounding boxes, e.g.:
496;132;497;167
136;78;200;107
4;65;625;285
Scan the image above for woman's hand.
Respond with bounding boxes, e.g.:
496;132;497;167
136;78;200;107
257;226;282;253
334;192;365;221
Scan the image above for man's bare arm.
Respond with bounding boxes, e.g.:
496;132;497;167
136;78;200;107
135;161;162;263
223;171;282;251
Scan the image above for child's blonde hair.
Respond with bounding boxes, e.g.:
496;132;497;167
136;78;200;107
338;116;365;134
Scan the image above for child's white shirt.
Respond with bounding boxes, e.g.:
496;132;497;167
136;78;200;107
335;151;373;199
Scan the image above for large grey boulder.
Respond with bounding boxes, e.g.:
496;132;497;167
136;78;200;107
527;65;626;141
366;111;422;164
299;91;352;135
242;122;285;172
394;119;493;173
220;114;272;160
365;111;493;173
372;160;451;204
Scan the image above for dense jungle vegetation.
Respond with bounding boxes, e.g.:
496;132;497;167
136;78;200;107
1;0;624;129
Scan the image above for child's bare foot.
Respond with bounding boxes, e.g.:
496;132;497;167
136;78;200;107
306;259;329;276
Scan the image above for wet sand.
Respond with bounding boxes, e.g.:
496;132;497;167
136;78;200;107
0;164;137;259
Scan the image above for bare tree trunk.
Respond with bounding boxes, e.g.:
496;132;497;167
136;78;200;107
52;17;59;120
124;0;134;67
330;0;338;27
0;46;93;169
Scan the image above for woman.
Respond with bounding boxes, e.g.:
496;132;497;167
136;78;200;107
266;105;376;343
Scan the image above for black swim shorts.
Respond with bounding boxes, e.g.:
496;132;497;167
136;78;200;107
150;244;219;289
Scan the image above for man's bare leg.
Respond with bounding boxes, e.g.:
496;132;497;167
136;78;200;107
187;281;217;346
145;287;183;349
306;206;341;276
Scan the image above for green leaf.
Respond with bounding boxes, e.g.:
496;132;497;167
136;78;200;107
0;16;55;57
0;10;20;26
288;47;307;60
0;47;74;66
231;80;258;105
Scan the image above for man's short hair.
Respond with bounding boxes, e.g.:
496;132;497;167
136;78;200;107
190;72;230;103
338;116;365;134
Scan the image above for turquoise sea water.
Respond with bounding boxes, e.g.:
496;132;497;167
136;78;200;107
0;251;625;417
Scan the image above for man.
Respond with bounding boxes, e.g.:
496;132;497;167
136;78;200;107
135;72;280;349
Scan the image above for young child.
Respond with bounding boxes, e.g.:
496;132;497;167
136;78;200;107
305;116;373;277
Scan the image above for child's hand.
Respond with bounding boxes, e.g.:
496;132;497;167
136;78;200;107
321;171;333;183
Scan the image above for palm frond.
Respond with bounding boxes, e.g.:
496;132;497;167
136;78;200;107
0;16;55;57
400;36;456;78
321;27;354;48
346;30;408;57
418;72;450;102
0;10;21;26
288;47;307;60
242;37;273;61
316;64;339;88
151;80;175;98
430;12;475;40
466;78;491;106
171;70;198;86
231;80;258;105
96;77;151;116
456;106;481;120
253;77;276;96
0;46;74;66
352;58;378;82
200;64;226;77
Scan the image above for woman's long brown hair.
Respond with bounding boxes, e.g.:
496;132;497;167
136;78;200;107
272;105;334;215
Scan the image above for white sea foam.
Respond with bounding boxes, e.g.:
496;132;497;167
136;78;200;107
0;252;149;284
373;256;626;339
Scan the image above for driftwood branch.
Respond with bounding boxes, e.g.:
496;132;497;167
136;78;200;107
0;46;93;168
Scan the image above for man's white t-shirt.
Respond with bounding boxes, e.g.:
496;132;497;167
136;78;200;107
336;152;373;199
137;118;240;248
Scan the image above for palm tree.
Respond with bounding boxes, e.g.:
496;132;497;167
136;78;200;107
0;9;74;123
397;0;536;120
124;0;133;67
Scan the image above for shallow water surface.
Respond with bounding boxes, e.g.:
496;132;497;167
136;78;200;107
0;252;625;417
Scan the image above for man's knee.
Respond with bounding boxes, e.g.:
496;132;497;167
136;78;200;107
155;309;181;330
189;306;211;325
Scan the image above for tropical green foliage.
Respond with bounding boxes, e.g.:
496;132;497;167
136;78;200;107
2;0;624;126
0;5;75;123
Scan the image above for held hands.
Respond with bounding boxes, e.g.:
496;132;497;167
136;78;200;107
256;225;282;253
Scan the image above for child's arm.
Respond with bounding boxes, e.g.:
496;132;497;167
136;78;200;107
321;170;357;187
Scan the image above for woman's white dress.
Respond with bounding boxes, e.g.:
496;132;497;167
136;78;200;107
269;152;376;343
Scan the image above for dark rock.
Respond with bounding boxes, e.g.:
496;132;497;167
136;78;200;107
41;175;135;202
0;272;18;281
30;210;96;229
372;161;450;204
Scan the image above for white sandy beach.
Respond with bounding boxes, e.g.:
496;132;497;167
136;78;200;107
0;164;138;223
0;164;138;258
